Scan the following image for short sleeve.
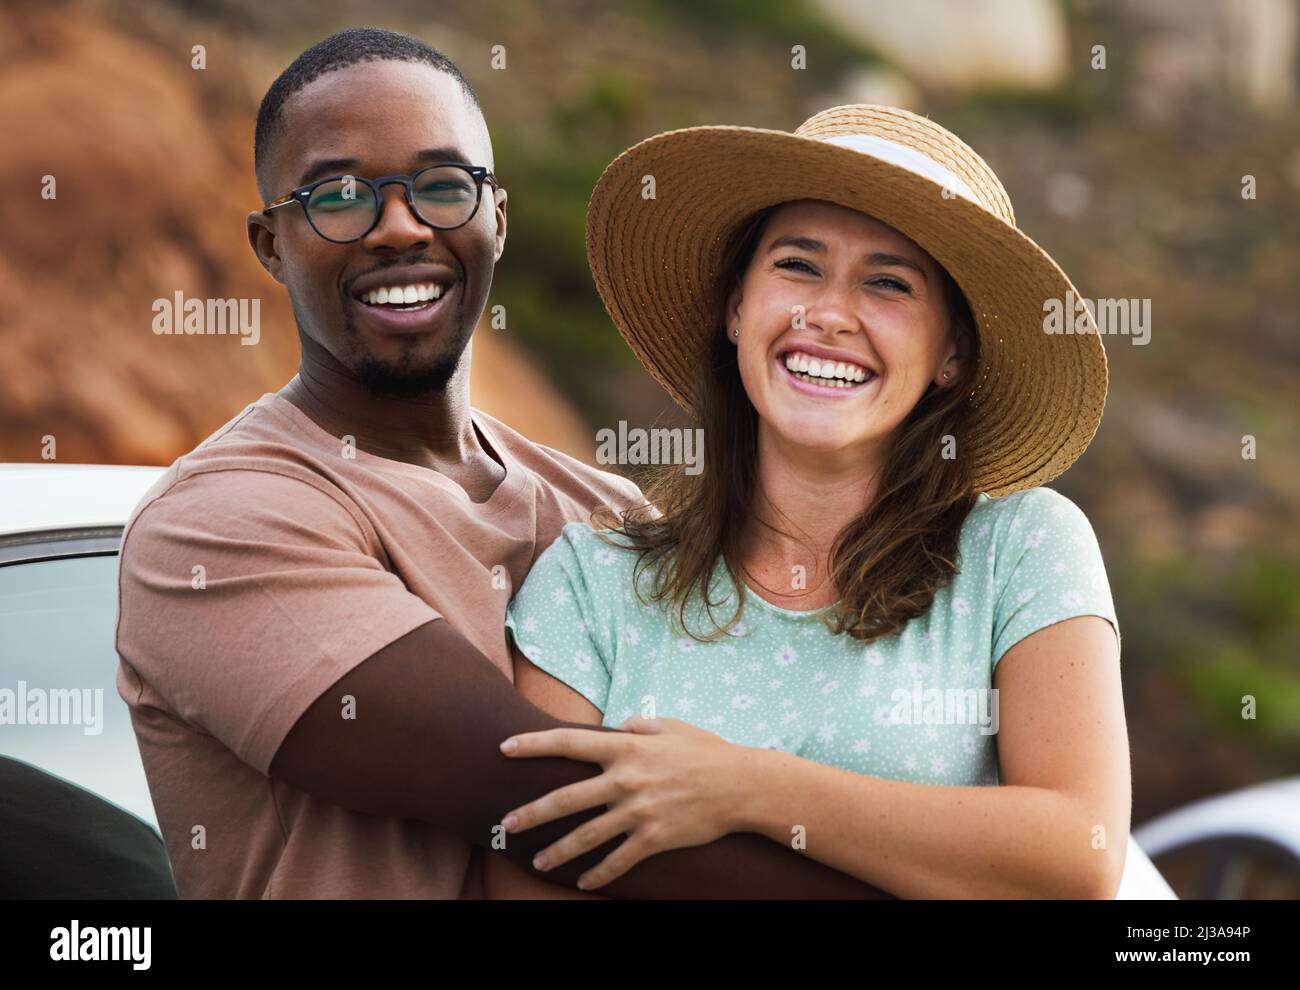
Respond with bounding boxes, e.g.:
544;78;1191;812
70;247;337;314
115;468;440;774
504;523;620;713
990;488;1121;672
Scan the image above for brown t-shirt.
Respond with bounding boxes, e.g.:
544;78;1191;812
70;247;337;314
114;392;645;899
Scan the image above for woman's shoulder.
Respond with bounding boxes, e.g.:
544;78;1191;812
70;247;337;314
968;485;1089;526
962;486;1098;551
511;521;642;620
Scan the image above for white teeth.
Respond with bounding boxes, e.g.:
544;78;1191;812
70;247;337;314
790;371;849;387
783;350;872;385
362;282;445;306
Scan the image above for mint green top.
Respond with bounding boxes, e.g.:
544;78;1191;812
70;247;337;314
504;486;1120;787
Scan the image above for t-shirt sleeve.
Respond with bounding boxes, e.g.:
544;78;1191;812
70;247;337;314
115;468;440;775
990;487;1121;672
503;523;619;713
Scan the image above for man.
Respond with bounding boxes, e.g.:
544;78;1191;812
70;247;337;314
116;27;886;899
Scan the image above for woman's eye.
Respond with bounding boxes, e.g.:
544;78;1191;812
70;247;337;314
870;276;912;294
774;258;817;275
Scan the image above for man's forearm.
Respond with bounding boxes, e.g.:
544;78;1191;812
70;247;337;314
541;829;894;899
270;618;892;898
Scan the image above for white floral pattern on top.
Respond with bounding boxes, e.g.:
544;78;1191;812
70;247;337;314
504;487;1120;787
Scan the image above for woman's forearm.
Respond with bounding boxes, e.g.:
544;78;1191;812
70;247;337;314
735;747;1122;899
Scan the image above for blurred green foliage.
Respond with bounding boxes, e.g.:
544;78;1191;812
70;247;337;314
492;119;644;419
1189;644;1300;748
1121;549;1300;759
1226;551;1300;639
638;0;882;84
960;84;1096;130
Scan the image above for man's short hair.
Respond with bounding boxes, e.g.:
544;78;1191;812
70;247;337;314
254;27;482;201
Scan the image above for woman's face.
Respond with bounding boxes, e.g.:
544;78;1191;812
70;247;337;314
726;199;963;463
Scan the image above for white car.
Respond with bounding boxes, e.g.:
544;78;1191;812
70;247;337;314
0;462;1179;898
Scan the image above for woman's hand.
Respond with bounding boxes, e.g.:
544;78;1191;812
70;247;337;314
498;715;755;890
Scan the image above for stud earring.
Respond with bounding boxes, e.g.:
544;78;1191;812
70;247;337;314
942;370;951;380
733;328;739;337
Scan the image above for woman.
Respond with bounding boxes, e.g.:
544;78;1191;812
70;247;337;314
485;105;1128;899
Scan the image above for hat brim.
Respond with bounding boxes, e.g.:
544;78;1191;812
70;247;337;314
585;125;1108;497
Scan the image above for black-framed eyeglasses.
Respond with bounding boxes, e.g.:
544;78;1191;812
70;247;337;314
261;163;499;243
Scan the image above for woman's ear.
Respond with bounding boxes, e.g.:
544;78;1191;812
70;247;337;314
938;328;972;386
725;282;743;344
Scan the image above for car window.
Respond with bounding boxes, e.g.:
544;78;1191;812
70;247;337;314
0;552;159;832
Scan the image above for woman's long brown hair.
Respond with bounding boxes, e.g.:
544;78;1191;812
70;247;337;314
592;205;983;644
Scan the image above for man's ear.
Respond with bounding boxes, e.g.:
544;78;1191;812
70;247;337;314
246;212;285;285
492;186;508;263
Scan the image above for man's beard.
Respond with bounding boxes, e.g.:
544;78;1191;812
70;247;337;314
341;288;471;399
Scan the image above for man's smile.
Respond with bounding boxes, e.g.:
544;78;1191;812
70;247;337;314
348;264;459;333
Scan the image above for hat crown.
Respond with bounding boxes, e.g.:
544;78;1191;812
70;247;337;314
794;105;1016;225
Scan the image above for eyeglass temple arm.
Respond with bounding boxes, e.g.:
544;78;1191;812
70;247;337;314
261;193;295;215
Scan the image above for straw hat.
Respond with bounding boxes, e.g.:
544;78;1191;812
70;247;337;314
584;104;1108;498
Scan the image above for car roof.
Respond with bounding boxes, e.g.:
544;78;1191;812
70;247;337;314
0;463;165;537
1134;776;1300;858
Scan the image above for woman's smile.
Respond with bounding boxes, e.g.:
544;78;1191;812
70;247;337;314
775;348;879;399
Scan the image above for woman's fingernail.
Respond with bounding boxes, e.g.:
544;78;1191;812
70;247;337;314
533;853;548;870
502;814;518;832
576;876;591;890
500;738;518;754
